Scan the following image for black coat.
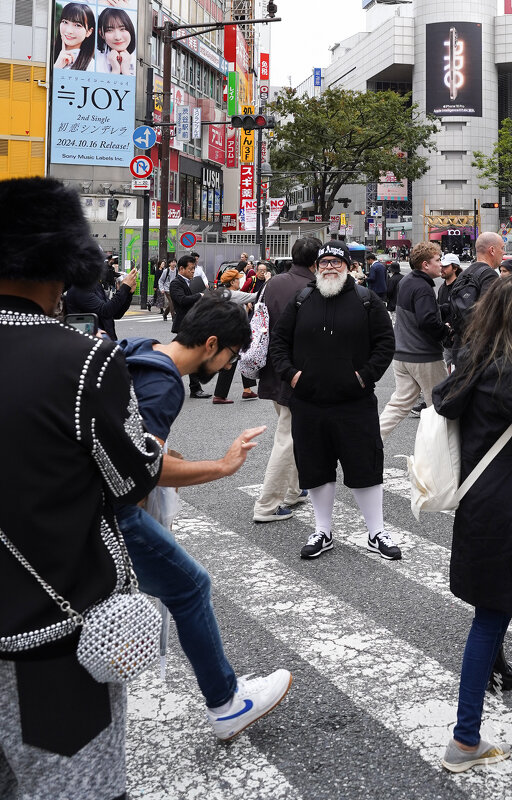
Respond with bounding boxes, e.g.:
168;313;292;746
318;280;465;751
0;296;162;659
65;281;133;340
433;358;512;613
169;274;203;332
270;275;395;406
386;272;403;311
258;263;316;405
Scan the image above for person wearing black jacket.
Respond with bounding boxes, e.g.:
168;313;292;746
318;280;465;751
450;232;501;364
65;267;137;339
386;261;403;312
438;253;462;371
379;241;449;440
169;255;210;398
433;279;512;773
270;241;400;561
0;177;162;800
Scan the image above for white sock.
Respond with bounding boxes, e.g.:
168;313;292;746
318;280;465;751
350;485;384;538
309;482;336;535
209;695;235;714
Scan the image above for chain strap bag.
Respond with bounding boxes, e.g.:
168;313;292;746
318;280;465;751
0;527;161;683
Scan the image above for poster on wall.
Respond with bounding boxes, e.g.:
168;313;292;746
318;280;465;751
50;0;137;166
425;22;482;117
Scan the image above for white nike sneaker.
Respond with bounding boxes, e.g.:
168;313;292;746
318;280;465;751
206;669;292;741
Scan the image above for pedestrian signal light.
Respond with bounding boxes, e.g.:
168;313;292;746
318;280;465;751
107;198;119;221
481;202;499;208
231;114;276;131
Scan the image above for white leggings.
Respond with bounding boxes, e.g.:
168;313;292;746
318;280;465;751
308;483;384;537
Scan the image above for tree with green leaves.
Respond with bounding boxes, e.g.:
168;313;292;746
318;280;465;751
268;87;439;220
472;117;512;197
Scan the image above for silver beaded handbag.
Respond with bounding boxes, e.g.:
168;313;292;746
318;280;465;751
0;528;161;684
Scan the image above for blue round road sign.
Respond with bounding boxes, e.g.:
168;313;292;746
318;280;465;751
132;126;157;150
180;232;197;248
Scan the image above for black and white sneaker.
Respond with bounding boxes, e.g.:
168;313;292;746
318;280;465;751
367;531;402;560
410;401;426;418
300;531;333;559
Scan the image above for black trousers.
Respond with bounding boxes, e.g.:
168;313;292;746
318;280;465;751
290;393;383;489
214;367;256;399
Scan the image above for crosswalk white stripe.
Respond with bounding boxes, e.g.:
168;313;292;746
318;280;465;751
170;499;512;796
127;644;302;800
238;483;461;607
117;315;162;323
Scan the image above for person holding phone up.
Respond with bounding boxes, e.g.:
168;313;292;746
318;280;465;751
65;266;137;340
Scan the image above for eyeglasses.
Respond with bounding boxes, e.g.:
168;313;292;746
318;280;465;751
224;345;240;365
318;258;344;269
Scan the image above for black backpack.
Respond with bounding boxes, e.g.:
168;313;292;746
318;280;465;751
448;264;490;335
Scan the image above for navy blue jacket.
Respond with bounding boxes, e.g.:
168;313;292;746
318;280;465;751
367;260;387;295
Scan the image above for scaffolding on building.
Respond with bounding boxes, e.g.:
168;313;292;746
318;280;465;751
229;0;255;69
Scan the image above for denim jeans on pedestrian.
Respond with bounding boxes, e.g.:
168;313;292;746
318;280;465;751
454;607;511;746
116;505;236;708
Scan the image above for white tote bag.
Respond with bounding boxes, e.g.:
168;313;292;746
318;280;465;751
407;404;512;520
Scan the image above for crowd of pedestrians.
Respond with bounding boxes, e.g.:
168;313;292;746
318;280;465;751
3;177;512;797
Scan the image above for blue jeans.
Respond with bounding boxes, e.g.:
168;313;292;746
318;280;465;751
116;505;236;708
454;607;511;746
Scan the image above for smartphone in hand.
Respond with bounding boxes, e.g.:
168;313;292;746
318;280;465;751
64;313;99;335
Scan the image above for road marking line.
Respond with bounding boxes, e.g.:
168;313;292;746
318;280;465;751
239;483;459;606
171;500;512;794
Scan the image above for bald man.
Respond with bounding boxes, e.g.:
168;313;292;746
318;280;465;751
451;231;501;365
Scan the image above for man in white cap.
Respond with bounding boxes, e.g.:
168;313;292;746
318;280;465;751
438;253;462;373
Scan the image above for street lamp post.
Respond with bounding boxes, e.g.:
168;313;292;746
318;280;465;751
260;161;272;261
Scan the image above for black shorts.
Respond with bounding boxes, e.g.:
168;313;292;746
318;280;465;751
289;394;383;489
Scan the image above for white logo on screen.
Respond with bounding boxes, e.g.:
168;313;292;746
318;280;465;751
444;28;464;101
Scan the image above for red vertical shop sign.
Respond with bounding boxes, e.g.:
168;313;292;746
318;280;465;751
239;164;254;212
260;53;270;81
208;124;226;165
506;0;512;12
226;126;238;169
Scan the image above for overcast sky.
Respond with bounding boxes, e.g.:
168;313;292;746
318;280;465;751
268;0;366;88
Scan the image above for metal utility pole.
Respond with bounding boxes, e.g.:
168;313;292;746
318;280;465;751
473;197;478;257
255;125;263;259
158;21;173;265
140;66;153;309
381;198;387;251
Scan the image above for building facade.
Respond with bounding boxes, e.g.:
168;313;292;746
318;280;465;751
286;0;510;251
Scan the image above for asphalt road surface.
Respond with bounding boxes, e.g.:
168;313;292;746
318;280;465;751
115;309;512;800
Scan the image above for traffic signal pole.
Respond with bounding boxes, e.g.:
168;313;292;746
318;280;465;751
255;125;263;260
140;66;153;309
155;13;281;263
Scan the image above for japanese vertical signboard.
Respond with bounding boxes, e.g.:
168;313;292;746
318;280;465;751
239;165;254;221
227;71;239;116
192;107;202;140
50;0;138;166
226;125;238;169
260;53;270;81
313;68;322;87
176;105;190;141
240;105;254;164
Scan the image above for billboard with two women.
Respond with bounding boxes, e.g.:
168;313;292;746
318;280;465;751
50;0;137;166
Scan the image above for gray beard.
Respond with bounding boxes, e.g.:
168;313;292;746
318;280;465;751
316;269;348;298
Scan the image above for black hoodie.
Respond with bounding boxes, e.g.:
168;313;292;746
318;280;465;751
270;274;395;406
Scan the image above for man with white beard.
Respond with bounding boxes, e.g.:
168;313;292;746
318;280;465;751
270;241;401;560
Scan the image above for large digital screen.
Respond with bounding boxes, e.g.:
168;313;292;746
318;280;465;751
50;0;137;166
425;22;482;117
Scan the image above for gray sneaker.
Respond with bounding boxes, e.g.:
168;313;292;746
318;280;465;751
442;738;511;773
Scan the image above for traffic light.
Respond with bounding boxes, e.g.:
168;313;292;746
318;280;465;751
231;114;276;131
353;210;366;216
336;197;351;208
481;202;500;208
107;198;119;221
267;1;277;17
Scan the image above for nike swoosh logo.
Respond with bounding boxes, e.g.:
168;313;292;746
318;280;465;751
216;699;254;721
